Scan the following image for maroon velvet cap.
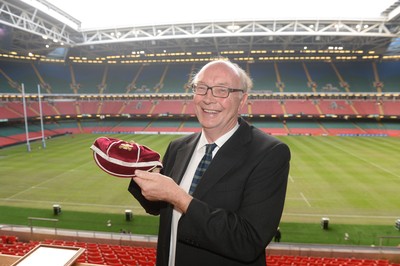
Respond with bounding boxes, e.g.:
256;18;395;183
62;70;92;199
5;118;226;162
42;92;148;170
90;137;162;178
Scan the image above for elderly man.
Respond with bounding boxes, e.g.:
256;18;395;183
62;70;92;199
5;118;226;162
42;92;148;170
129;59;291;266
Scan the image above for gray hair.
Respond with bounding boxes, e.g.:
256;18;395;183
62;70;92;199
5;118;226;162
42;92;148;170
191;59;253;93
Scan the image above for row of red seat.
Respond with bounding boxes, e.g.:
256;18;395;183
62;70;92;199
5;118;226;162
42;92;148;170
0;236;156;265
267;255;400;266
0;235;18;244
1;99;400;119
1;235;399;266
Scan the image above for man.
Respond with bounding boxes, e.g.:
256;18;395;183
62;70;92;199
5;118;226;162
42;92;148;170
129;59;291;266
274;227;282;243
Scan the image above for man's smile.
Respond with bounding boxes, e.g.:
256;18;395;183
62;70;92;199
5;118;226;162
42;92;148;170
203;108;219;114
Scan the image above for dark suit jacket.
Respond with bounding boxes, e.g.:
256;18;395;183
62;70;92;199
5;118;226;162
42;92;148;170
128;118;290;266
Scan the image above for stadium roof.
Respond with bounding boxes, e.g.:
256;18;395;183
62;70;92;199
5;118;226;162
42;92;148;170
41;0;400;29
1;0;400;60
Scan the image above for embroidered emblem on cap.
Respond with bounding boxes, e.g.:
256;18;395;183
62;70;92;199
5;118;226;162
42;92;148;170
119;143;134;151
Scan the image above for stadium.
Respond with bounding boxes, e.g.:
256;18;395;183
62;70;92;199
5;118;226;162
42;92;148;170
0;0;400;265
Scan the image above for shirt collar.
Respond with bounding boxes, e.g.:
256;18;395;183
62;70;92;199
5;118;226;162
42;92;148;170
197;122;240;151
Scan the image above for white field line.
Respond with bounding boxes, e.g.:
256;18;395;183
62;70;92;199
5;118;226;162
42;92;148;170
0;197;140;211
6;165;91;200
2;198;398;220
321;138;400;179
283;213;399;220
300;192;312;207
3;197;396;220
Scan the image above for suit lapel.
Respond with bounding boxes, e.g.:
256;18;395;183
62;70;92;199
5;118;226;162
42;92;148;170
171;134;200;184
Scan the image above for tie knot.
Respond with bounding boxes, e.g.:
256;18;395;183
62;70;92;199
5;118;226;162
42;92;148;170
205;143;217;154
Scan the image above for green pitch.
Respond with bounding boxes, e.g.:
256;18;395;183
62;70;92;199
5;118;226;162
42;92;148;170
0;133;399;245
0;134;179;215
282;136;400;225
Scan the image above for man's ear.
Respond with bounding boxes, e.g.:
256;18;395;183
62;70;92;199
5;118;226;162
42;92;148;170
238;93;248;112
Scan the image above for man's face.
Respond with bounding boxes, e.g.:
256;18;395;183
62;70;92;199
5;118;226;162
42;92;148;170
193;62;247;138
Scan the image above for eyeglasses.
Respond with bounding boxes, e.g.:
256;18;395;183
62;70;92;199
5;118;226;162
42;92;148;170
191;83;244;98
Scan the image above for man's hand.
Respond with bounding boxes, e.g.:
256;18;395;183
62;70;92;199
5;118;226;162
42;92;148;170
133;170;193;213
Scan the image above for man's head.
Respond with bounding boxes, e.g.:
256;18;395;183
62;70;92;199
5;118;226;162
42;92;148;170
191;59;253;141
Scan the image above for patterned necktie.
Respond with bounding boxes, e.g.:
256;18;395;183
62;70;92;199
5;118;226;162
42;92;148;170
189;143;217;195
